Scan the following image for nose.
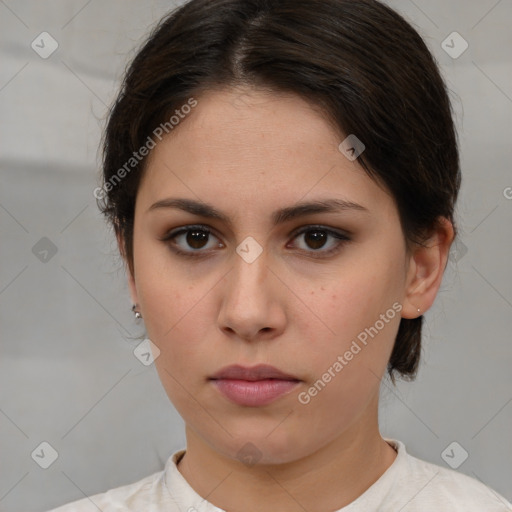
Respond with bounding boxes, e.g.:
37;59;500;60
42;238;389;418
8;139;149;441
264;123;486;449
217;247;286;342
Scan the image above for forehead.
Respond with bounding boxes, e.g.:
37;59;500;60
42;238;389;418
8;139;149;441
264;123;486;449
138;87;394;220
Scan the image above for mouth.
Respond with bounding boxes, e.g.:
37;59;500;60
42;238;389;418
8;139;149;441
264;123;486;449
209;364;301;407
210;364;300;381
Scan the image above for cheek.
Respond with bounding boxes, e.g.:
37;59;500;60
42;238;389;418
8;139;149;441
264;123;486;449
140;278;211;415
133;242;195;358
302;263;401;379
133;229;197;331
293;282;399;435
141;282;206;361
315;269;386;336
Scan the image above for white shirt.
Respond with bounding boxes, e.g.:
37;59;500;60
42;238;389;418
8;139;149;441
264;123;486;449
48;438;512;511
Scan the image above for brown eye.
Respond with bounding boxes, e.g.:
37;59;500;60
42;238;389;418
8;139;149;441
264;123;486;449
303;230;328;250
186;229;210;249
290;226;350;257
161;225;222;257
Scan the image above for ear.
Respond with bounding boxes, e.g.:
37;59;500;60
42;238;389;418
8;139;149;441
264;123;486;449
401;217;454;319
116;230;139;307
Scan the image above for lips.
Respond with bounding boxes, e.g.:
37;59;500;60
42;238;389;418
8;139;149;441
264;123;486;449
209;364;300;382
209;364;301;407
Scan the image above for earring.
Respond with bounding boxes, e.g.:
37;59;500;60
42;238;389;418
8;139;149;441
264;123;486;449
132;304;142;319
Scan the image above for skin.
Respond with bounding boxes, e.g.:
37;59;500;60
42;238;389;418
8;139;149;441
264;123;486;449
122;86;454;512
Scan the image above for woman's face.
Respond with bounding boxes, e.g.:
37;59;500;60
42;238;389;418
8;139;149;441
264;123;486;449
128;87;413;464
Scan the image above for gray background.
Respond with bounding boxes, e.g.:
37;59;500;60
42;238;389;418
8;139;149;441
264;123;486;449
0;1;511;511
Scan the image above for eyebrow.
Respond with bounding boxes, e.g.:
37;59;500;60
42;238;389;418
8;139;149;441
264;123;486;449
147;197;369;227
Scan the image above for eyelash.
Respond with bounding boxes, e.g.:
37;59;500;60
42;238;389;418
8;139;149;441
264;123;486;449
160;224;351;259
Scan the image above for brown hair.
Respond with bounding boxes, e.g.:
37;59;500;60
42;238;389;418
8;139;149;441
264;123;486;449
99;0;461;384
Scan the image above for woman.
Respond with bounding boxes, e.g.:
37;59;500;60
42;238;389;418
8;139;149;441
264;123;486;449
50;0;512;510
